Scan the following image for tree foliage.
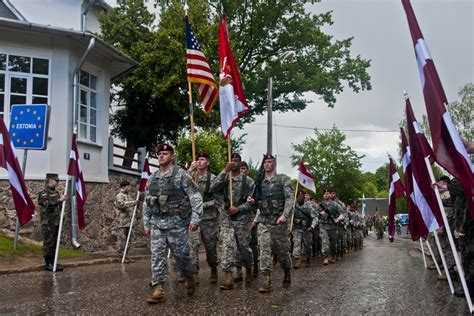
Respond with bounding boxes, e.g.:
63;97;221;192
100;0;372;153
291;127;363;203
448;82;473;143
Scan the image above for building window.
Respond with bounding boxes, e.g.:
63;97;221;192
0;53;50;118
78;70;97;143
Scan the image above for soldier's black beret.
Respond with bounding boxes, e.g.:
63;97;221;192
157;143;174;153
240;161;248;168
231;152;241;160
262;153;275;162
196;151;209;159
297;189;306;196
46;173;59;181
439;175;450;183
323;188;332;193
120;180;130;188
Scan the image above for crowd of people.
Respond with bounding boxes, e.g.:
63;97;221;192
135;144;368;304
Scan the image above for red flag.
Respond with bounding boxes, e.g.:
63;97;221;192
400;127;428;241
388;157;404;238
139;158;151;193
402;0;474;216
218;14;250;138
0;117;35;226
186;16;218;113
67;134;87;230
406;99;443;232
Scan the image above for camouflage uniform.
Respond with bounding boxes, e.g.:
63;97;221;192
211;172;255;272
450;180;473;292
188;172;219;270
317;200;341;259
346;211;354;252
39;185;61;259
334;199;347;258
292;200;318;259
114;189;136;254
143;166;203;286
375;215;385;240
255;174;294;273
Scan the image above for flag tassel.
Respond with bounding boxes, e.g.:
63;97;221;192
53;176;70;272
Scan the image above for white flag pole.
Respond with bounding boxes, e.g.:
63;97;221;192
121;194;140;264
420;238;427;269
433;230;454;294
53;176;70;272
424;238;440;274
425;157;472;311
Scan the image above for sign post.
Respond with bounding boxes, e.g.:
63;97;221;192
9;104;50;250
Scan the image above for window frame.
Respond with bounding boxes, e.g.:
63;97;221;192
77;69;99;144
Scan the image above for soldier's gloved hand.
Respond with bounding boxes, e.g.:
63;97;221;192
228;206;239;216
187;161;198;173
189;224;198;231
224;163;234;173
276;215;287;225
60;195;67;202
247;196;255;206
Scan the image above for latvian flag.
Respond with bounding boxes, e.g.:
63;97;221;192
67;134;87;230
139;157;151;192
186;16;218;114
0;117;35;225
297;161;316;193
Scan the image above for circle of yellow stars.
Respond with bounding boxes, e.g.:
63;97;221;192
11;107;44;145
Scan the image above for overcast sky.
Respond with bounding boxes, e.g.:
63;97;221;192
15;0;473;178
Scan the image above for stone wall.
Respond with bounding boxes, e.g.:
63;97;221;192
0;170;149;252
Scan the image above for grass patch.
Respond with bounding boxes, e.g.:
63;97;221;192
0;232;85;259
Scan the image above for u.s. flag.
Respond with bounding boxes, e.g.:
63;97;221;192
186;16;218;114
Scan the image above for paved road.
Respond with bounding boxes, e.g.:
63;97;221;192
0;233;469;314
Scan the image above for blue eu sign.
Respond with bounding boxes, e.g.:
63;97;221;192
9;104;50;150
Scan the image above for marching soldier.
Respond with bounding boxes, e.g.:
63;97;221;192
144;144;203;304
374;210;385;240
187;151;220;284
331;190;347;261
252;154;294;293
317;188;341;265
211;153;255;290
38;173;67;272
114;180;138;261
292;190;318;268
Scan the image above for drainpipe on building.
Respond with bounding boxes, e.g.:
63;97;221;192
70;37;95;249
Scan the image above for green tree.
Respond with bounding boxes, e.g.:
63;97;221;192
360;171;378;197
291;127;363;202
448;82;473;143
374;163;389;194
100;0;372;158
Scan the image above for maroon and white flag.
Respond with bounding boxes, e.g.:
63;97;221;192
402;0;474;216
67;134;87;230
406;99;443;232
388;157;404;238
297;161;315;192
139;158;151;193
0;118;35;226
400;127;428;241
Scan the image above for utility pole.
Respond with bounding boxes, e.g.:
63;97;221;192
267;75;273;155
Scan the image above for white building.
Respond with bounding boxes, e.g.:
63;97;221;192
0;0;138;183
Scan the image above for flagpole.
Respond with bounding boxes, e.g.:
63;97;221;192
424;238;440;274
53;176;69;272
433;231;454;294
121;193;140;264
425;157;472;310
420;238;427;269
13;149;28;250
188;80;196;163
288;180;299;234
227;136;233;207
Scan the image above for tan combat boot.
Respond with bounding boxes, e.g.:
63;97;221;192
209;267;218;284
282;269;291;288
293;257;301;269
436;274;448;281
329;256;336;264
219;272;234;290
252;263;259;278
185;275;196;296
147;284;165;304
245;266;253;284
323;257;329;265
234;266;243;282
258;273;272;293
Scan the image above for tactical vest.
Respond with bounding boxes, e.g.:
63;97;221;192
294;203;312;227
258;175;285;216
224;174;247;209
147;167;191;218
202;172;213;202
